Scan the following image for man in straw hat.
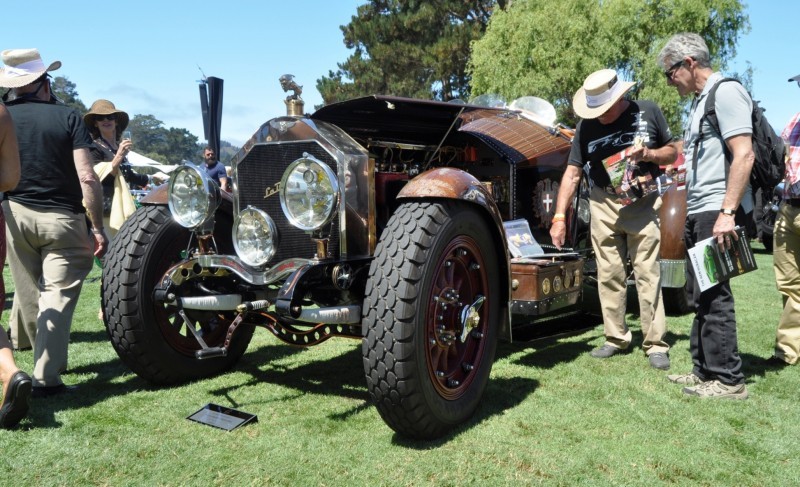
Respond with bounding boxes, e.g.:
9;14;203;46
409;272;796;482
0;48;108;398
657;33;753;399
550;68;676;371
767;75;800;367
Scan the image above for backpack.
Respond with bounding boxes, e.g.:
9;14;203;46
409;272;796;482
699;77;786;196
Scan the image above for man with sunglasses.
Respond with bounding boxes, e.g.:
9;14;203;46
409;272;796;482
0;48;107;398
658;33;754;399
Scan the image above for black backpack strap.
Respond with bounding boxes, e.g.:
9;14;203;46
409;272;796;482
694;77;739;167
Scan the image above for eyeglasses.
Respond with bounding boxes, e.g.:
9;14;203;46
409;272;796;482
664;59;684;80
97;114;116;121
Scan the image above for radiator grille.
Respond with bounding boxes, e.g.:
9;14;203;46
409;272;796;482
234;142;340;263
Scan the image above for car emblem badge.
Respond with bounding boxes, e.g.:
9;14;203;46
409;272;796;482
263;182;281;199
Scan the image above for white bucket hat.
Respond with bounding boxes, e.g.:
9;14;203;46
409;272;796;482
0;48;61;88
572;69;635;119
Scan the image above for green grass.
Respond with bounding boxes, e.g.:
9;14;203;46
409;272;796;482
2;245;797;486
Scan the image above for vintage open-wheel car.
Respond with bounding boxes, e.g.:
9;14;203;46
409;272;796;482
101;92;689;440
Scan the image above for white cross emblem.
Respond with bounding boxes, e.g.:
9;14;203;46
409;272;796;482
543;193;553;213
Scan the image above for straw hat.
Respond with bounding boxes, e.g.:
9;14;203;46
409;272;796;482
84;99;130;135
0;48;61;88
572;69;635;119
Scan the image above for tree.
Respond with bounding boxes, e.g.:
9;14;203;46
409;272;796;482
51;76;87;113
468;0;749;130
317;0;508;106
128;114;200;165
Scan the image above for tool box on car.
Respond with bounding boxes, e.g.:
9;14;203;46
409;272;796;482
510;255;584;315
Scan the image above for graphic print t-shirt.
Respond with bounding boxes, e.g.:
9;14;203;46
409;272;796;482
568;100;673;189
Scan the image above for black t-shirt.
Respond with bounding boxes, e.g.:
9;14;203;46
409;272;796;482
5;99;93;213
568;99;673;189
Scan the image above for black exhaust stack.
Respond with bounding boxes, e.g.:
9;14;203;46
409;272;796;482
199;76;224;160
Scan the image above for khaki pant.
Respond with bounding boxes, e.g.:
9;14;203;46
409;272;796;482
773;203;800;364
2;200;93;387
589;186;668;354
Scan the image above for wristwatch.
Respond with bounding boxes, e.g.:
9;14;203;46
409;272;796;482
720;208;736;216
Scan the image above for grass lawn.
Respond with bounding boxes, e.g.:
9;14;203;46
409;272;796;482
1;244;797;486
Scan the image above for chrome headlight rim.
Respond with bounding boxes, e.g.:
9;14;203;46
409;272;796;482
168;163;215;229
232;206;279;267
279;154;339;232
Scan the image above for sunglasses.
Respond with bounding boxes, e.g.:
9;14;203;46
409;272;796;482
97;114;116;121
664;59;685;80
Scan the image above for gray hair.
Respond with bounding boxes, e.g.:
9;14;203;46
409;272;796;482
657;33;711;69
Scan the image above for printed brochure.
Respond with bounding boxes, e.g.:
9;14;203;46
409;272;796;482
687;226;757;292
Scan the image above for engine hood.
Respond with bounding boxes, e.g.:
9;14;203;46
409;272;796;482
310;95;571;166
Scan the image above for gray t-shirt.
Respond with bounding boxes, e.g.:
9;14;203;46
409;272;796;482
683;72;753;214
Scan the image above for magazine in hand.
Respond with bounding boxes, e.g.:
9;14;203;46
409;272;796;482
687;226;757;292
602;140;674;205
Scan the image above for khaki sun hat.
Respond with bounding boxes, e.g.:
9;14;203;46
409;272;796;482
572;69;635;120
0;48;61;88
84;99;130;135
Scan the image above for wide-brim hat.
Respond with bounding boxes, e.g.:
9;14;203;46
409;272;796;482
572;69;635;119
0;48;61;88
84;99;130;134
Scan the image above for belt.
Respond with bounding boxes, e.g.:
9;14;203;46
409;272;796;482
787;199;800;208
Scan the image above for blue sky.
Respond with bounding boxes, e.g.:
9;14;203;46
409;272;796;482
1;1;797;148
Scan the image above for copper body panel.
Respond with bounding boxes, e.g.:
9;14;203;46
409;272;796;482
658;184;687;260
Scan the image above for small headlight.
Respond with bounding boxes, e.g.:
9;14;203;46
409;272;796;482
233;207;279;267
279;154;339;231
168;164;214;228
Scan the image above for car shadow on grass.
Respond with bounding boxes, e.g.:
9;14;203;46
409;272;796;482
229;340;547;446
213;342;366;404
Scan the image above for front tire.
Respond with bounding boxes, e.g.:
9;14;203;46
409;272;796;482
102;205;254;384
362;201;500;439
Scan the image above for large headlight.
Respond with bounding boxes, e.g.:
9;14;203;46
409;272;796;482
233;207;279;267
279;154;339;231
168;164;215;228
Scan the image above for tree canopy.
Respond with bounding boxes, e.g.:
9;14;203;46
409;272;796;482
51;76;87;113
468;0;749;130
317;0;507;105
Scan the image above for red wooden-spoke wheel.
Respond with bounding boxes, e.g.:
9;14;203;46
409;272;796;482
425;236;489;400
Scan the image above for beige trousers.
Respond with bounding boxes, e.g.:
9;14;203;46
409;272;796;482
2;200;93;387
773;203;800;364
589;186;669;354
